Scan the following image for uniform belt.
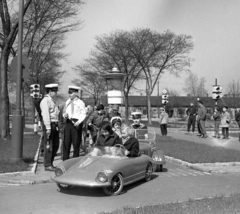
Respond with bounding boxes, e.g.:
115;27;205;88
51;121;58;124
68;118;78;123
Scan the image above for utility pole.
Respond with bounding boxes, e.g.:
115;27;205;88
11;0;24;161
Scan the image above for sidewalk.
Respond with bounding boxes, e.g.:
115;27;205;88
1;128;240;186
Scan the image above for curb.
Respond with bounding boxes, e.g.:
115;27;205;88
165;155;240;173
0;134;50;185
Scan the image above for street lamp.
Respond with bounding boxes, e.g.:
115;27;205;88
102;67;126;105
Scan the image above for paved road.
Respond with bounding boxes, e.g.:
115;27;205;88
1;161;240;214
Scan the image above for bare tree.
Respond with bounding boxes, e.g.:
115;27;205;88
183;71;208;97
165;87;180;96
79;30;143;121
73;63;106;105
126;29;193;124
0;0;83;138
182;71;198;96
197;77;208;97
226;79;240;108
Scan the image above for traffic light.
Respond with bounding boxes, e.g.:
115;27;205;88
30;84;41;99
212;85;222;100
162;94;169;104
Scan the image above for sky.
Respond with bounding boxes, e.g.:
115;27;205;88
60;0;240;96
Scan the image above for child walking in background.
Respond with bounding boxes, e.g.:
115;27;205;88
221;106;231;139
212;107;221;138
159;107;169;136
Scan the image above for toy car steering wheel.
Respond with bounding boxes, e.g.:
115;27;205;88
114;144;126;151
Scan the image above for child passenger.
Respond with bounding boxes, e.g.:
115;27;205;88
110;116;122;138
95;122;122;147
122;126;139;157
212;107;221;138
221;106;231;139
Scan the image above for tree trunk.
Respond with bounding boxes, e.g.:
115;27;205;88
147;93;152;125
124;93;129;124
0;49;10;138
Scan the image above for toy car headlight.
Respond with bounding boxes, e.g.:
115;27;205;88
97;171;108;183
55;166;66;177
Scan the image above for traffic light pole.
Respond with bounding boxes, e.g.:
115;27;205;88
11;0;24;161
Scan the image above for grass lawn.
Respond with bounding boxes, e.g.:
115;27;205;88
0;134;40;173
100;193;240;214
155;134;240;163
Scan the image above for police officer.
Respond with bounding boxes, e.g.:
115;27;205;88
130;112;147;129
62;86;86;160
40;83;60;171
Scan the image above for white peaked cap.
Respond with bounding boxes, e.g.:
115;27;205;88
45;83;58;88
68;85;80;90
131;111;142;116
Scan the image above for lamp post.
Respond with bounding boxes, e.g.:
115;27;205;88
11;0;24;161
102;67;126;107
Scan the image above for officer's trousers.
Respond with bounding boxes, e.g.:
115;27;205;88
62;119;83;161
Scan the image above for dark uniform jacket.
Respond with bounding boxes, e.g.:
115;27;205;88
95;131;122;147
123;137;139;157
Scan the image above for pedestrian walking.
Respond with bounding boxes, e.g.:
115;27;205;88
186;102;197;133
221;106;231;139
235;108;240;141
212;107;221;138
196;100;207;138
62;86;86;161
159;107;169;136
40;83;60;171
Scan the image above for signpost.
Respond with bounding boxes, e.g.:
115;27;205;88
212;79;222;106
162;89;169;108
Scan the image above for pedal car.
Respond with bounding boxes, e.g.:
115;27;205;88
52;129;165;196
135;129;165;171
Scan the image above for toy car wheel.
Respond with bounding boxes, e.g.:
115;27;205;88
57;183;72;191
103;173;124;196
156;164;163;172
145;163;153;181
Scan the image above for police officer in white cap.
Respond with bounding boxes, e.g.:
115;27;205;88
62;86;86;160
40;83;60;171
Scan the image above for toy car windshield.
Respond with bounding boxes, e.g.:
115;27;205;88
88;146;126;157
134;129;156;140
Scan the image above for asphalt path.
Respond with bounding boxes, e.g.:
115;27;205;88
1;161;240;214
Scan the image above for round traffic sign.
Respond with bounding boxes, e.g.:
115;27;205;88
10;55;30;82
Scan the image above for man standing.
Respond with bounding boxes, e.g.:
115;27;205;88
62;86;86;161
186;102;197;133
197;100;207;138
87;104;108;146
40;84;60;171
108;104;121;120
